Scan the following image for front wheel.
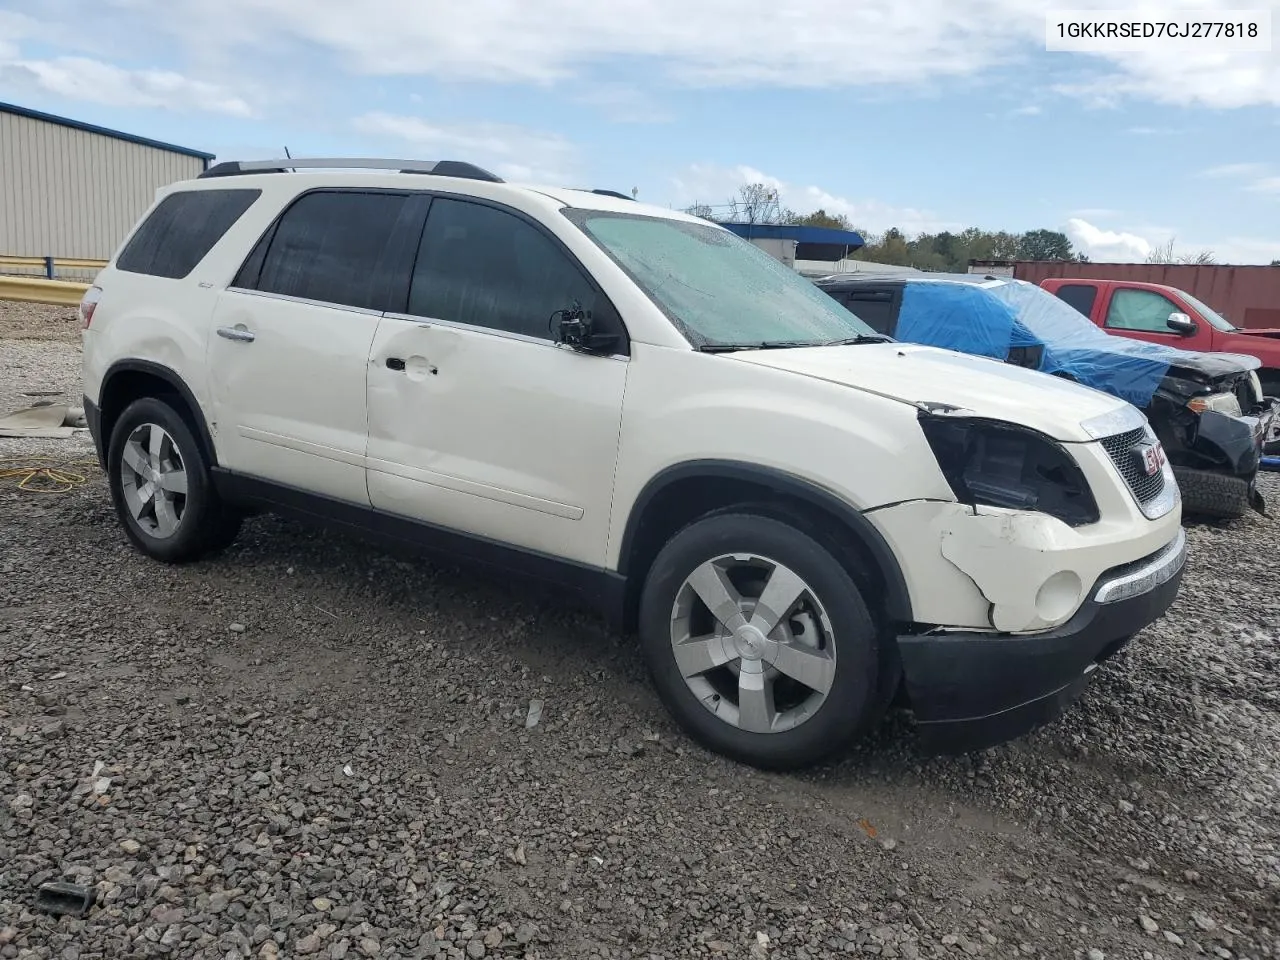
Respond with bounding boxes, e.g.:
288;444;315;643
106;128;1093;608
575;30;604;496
1174;466;1252;520
106;397;242;562
638;512;883;770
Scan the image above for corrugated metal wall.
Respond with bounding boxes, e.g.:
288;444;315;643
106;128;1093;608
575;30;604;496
1008;261;1280;330
0;110;206;261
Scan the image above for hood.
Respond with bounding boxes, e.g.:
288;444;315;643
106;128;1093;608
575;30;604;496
727;342;1134;443
1162;350;1259;380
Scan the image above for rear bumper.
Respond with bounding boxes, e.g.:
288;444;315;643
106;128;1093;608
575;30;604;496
896;528;1186;754
83;396;105;469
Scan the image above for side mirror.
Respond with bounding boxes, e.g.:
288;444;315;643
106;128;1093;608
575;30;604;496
551;303;619;355
1166;312;1197;335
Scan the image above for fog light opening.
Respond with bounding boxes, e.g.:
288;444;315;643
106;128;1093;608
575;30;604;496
1035;570;1083;623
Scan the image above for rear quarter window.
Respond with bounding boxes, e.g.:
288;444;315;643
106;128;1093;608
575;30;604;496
1053;283;1098;318
116;189;262;279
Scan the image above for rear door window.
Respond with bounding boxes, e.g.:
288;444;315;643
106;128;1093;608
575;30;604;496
245;191;408;311
1054;283;1098;318
116;189;261;279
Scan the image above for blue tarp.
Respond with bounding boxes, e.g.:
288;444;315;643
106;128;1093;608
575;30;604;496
894;278;1208;408
897;283;1014;360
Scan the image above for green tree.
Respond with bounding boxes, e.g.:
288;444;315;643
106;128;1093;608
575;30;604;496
1018;229;1075;261
784;208;853;231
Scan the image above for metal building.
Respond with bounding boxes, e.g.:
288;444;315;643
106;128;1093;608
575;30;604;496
0;101;213;262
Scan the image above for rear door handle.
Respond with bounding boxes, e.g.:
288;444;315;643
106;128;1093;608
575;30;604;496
217;326;255;343
385;357;406;371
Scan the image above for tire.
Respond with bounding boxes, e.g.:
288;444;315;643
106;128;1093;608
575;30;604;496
638;511;883;770
1174;466;1252;520
106;396;242;562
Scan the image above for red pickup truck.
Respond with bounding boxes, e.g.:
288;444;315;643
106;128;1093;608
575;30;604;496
1040;277;1280;396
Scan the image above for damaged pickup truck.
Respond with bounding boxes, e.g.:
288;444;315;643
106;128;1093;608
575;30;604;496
816;272;1276;519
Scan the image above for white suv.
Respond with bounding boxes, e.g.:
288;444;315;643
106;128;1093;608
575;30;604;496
80;158;1187;769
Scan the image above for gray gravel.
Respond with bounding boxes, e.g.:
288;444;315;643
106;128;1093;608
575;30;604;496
0;303;93;462
1;316;1277;960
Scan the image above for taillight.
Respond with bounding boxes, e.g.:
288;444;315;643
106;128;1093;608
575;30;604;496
79;285;102;329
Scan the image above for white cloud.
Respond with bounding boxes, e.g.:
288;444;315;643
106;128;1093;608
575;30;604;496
1065;217;1154;261
1055;51;1280;110
352;112;579;184
1010;104;1042;116
1194;163;1280;197
3;0;1277;118
1065;218;1279;265
22;0;1270;109
668;163;962;236
0;11;37;60
0;54;253;116
1199;162;1267;179
101;0;1038;88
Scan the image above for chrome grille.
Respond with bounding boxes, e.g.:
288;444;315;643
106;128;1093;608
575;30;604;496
1100;427;1166;505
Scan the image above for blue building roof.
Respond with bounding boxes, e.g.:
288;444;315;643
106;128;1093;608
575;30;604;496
0;101;215;162
720;222;866;248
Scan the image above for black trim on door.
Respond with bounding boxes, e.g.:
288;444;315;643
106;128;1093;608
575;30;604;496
212;469;629;626
389;191;632;356
227;187;416;314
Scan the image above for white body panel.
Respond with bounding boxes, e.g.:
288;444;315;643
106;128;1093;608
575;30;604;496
365;316;627;565
81;165;1184;638
205;290;379;505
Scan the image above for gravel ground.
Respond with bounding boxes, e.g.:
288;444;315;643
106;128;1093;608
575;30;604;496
0;303;93;463
2;307;1277;960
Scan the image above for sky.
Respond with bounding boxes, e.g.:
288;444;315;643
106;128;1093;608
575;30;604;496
1;0;1278;264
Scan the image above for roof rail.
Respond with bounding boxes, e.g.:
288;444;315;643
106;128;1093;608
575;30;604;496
198;158;504;182
588;189;635;201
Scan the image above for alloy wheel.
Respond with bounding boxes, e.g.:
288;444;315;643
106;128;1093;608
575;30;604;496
119;422;188;539
669;553;837;735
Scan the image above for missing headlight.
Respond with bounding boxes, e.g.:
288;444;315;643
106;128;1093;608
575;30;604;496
918;413;1100;527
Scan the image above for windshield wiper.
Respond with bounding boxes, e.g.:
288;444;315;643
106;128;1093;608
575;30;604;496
696;340;821;352
697;334;894;353
820;334;894;346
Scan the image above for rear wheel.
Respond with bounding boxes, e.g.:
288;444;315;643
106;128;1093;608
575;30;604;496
1174;466;1252;520
107;397;242;562
638;511;883;770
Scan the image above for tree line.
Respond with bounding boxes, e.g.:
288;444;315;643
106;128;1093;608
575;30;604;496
685;182;1225;271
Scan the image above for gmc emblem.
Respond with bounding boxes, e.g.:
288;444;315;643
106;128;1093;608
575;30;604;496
1135;442;1165;476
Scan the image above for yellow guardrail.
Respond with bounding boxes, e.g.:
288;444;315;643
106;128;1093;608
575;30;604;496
0;275;90;306
0;255;109;278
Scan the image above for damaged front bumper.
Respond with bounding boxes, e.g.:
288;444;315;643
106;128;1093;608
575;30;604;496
1188;403;1276;478
895;528;1187;754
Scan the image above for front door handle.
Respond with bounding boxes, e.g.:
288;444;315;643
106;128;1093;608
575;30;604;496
385;357;406;371
217;325;255;343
